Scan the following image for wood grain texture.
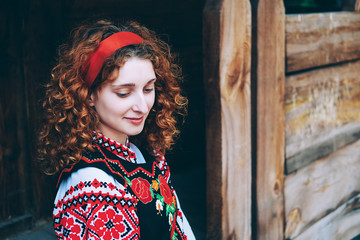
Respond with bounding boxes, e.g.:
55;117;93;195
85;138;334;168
293;194;360;240
219;0;252;239
286;123;360;173
256;0;285;239
203;1;223;238
356;0;360;11
285;193;360;240
286;12;360;73
203;0;252;239
284;139;360;239
0;2;33;225
285;60;360;172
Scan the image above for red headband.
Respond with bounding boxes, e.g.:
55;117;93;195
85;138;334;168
82;31;144;86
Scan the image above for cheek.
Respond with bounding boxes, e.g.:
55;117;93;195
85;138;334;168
96;97;129;116
147;93;156;109
111;101;133;115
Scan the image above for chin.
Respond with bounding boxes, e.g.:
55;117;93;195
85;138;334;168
127;128;145;137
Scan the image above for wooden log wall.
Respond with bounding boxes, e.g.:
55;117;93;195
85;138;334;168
284;9;360;240
286;12;360;73
203;0;252;238
203;1;360;238
0;2;36;236
285;60;360;173
285;139;360;239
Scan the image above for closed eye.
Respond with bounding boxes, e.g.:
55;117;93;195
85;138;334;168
144;87;154;93
144;79;156;94
116;92;130;98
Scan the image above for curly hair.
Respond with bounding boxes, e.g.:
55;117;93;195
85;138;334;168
37;20;187;175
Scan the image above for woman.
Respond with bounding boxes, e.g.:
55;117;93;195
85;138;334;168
38;19;195;240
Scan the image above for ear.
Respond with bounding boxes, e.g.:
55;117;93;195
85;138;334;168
89;93;96;107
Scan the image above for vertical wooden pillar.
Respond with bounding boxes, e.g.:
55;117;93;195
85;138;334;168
203;0;252;239
255;0;285;239
355;0;360;11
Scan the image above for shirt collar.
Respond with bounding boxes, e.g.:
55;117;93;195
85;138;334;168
93;132;137;163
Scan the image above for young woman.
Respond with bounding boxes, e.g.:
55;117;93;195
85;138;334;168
38;19;195;240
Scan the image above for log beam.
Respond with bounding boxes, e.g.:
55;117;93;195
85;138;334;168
255;0;286;239
203;0;252;238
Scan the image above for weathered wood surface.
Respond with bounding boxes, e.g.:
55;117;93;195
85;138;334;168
285;60;360;173
255;0;285;239
219;0;252;238
203;0;252;239
286;12;360;73
356;0;360;11
0;1;33;226
286;123;360;173
289;193;360;240
284;139;360;239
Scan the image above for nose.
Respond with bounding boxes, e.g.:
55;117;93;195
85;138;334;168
132;93;148;113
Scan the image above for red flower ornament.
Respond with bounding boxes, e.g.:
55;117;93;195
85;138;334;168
94;207;125;240
61;216;81;240
131;177;153;204
158;175;173;205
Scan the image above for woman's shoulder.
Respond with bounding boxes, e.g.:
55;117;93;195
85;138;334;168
53;167;140;239
60;166;116;185
55;167;126;203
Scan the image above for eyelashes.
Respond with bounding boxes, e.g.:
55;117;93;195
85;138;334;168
116;87;154;98
116;92;129;98
144;87;154;93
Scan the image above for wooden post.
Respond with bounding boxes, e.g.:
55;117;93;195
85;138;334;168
203;0;252;239
355;0;360;11
255;0;285;239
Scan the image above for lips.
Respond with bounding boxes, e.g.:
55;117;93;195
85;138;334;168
125;116;144;125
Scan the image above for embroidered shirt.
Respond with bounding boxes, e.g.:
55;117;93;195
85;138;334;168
53;134;195;240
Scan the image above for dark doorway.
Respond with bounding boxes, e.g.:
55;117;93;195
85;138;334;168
0;1;206;239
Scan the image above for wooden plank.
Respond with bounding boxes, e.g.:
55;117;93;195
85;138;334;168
284;139;360;239
203;0;252;238
356;0;360;11
255;0;285;239
286;12;360;73
285;60;360;172
20;0;62;222
290;194;360;240
0;0;33;227
286;123;360;173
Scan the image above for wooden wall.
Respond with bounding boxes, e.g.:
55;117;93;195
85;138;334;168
0;0;206;238
204;0;360;239
284;11;360;240
0;1;50;236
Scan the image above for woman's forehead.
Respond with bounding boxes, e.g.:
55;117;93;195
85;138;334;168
112;58;155;85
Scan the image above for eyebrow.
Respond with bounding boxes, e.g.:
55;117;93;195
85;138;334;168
112;78;157;88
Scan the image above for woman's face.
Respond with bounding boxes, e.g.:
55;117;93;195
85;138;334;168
90;57;156;145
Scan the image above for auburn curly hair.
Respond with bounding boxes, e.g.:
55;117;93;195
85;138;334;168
37;20;187;175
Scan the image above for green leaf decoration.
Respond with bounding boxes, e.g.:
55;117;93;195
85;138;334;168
125;176;132;186
172;232;178;240
166;204;170;216
156;194;164;203
166;204;175;216
169;204;175;213
150;188;155;198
